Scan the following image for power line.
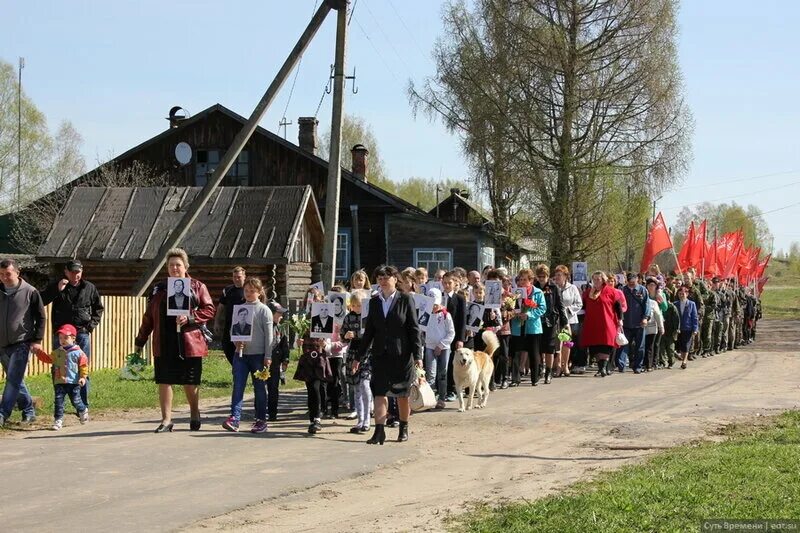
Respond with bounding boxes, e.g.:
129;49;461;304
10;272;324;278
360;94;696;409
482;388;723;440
671;169;799;191
361;0;415;74
278;1;319;131
387;0;429;60
351;12;403;84
663;179;800;210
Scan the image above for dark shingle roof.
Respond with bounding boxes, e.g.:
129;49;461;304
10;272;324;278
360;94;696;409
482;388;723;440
37;186;321;264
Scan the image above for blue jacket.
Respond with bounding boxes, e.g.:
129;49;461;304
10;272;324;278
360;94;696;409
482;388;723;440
674;299;699;333
510;287;547;336
622;284;652;329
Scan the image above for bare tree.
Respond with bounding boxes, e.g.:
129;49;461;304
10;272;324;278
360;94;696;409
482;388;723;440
411;0;693;265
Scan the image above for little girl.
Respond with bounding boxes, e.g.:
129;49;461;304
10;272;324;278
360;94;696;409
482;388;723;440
343;291;372;432
471;284;502;391
423;288;455;410
222;277;273;434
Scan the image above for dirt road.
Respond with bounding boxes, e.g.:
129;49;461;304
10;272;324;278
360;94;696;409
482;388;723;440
1;320;797;533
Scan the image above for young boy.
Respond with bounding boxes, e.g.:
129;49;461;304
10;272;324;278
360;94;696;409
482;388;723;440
35;324;89;430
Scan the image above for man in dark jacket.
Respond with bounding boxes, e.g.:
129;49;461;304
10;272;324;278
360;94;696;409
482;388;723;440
620;272;652;373
0;259;46;427
442;270;466;401
41;259;104;407
214;267;247;364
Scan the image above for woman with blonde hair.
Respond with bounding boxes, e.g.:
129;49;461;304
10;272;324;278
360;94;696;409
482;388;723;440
552;265;582;377
135;248;215;432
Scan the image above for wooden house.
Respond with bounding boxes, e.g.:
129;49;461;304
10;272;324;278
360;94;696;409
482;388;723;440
37;186;323;308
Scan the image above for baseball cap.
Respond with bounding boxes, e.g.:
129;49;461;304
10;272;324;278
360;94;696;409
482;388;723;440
66;260;83;272
56;324;77;336
428;288;443;306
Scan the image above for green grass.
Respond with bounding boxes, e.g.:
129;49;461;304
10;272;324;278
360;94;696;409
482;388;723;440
453;411;800;532
761;286;800;320
2;349;306;417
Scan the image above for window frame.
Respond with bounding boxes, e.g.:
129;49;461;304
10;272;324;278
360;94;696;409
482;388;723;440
413;248;453;273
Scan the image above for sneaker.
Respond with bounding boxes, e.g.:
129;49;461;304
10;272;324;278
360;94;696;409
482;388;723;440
250;420;268;434
79;409;89;424
445;392;457;402
52;419;63;431
268;414;278;422
501;380;509;389
345;411;358;420
222;416;240;432
21;412;36;424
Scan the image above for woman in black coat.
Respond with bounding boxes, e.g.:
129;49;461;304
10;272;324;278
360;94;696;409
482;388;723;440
354;265;422;444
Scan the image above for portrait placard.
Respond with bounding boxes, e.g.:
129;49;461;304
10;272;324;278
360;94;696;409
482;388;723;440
414;293;435;333
310;302;335;339
484;280;503;309
166;277;191;316
230;304;255;343
466;302;485;333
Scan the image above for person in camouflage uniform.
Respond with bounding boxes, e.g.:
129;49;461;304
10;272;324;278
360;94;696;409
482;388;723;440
735;285;747;347
683;270;705;358
728;278;740;350
700;276;719;356
715;278;732;353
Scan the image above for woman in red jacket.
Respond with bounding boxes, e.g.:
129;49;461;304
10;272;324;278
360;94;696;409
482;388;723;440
581;271;623;377
135;248;216;432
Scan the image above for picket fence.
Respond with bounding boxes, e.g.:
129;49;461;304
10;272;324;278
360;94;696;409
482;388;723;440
1;296;151;378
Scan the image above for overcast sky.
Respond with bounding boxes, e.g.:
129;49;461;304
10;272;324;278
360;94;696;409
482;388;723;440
3;0;799;253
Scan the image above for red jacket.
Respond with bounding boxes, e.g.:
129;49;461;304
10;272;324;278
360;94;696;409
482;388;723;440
135;277;216;357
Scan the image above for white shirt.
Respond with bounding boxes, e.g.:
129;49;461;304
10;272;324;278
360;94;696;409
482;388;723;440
379;290;397;317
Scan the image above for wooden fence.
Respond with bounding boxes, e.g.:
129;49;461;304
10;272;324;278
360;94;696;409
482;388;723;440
1;296;151;378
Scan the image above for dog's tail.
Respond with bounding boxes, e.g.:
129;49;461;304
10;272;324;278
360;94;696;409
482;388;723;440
481;330;500;357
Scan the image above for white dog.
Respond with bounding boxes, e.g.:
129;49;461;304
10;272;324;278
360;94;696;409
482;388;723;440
452;331;499;411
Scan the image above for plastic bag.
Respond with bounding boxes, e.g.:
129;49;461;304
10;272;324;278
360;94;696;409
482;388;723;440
410;379;436;412
120;352;148;380
615;330;629;346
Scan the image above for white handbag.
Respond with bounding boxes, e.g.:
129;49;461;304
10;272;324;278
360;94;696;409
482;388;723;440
410;379;436;412
615;329;629;346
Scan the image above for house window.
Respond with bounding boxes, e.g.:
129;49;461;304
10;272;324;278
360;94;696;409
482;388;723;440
336;229;351;282
195;149;249;186
480;246;495;270
414;249;453;273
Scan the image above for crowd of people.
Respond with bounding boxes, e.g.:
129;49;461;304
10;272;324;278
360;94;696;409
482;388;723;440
0;250;763;441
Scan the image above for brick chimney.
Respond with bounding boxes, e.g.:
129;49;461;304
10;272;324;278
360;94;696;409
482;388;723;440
351;144;369;182
298;117;319;155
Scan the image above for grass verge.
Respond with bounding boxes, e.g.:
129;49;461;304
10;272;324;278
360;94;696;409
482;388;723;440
453;411;800;532
761;286;800;320
1;350;306;419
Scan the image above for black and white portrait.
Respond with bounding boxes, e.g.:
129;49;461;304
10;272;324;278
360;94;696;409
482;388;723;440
327;291;348;324
414;293;435;333
484;280;502;309
230;304;255;342
466;302;484;332
359;297;370;335
167;277;191;316
572;262;588;283
513;287;527;313
310;302;334;339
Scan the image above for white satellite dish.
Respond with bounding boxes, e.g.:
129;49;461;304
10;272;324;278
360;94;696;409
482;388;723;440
175;142;192;166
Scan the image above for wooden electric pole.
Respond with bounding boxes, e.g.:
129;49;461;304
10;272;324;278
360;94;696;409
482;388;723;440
131;1;337;296
320;2;349;288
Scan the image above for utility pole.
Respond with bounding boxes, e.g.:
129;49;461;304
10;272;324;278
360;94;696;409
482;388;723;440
132;1;335;296
17;57;24;210
320;1;349;288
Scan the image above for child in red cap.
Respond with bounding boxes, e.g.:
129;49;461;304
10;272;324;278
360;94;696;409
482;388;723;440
34;324;89;430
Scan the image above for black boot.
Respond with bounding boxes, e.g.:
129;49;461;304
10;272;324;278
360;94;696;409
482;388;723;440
544;367;552;384
367;424;386;445
398;421;409;442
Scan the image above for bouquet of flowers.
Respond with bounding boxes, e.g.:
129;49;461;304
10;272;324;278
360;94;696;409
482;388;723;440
253;367;271;380
120;351;148;381
521;298;538;313
279;312;310;339
503;296;517;312
557;328;574;348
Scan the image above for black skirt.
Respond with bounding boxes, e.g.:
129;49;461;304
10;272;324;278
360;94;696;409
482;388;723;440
539;325;559;354
154;315;203;385
370;352;415;398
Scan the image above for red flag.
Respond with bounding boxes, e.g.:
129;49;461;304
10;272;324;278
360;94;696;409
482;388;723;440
757;276;770;294
639;212;673;273
676;221;696;271
704;237;719;278
755;254;771;279
721;235;743;278
690;220;707;271
737;247;760;285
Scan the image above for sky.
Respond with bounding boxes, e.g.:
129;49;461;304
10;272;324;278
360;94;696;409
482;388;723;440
2;0;800;254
